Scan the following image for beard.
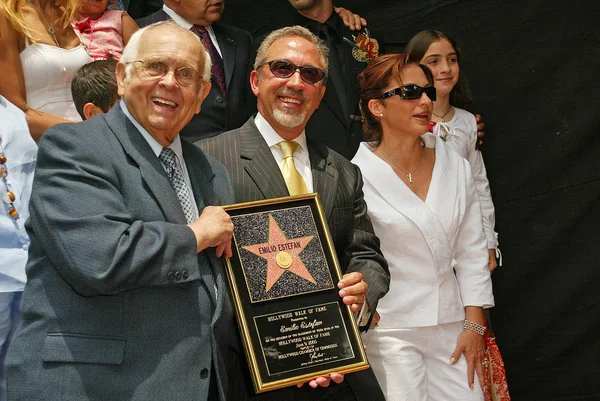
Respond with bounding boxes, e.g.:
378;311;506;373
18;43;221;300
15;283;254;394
272;88;309;128
273;108;307;128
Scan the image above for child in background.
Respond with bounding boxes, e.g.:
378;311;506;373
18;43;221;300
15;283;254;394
71;59;119;120
72;0;138;61
405;30;500;272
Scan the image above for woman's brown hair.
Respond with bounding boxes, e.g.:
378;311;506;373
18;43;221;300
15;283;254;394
358;54;433;142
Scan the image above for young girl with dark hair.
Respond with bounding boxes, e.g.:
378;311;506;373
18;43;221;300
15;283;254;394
406;30;500;272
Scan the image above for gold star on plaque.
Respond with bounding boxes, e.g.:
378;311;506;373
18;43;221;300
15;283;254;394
243;215;316;292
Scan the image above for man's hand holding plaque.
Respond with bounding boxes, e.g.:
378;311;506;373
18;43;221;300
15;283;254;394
296;271;368;388
339;272;367;313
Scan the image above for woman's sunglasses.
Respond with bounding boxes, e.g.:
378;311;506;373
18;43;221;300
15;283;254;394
258;59;327;84
378;85;437;101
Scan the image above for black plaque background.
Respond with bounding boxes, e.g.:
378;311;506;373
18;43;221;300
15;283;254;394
224;195;368;392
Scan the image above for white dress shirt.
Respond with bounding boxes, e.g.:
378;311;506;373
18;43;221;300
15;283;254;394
162;4;223;57
254;113;314;193
120;100;199;220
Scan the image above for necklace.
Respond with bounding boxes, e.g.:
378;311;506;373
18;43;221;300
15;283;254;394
381;141;425;184
27;0;61;48
432;106;452;122
0;133;19;220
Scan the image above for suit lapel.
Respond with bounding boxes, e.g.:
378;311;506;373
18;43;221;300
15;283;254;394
213;24;236;90
104;105;187;225
181;139;213;210
182;139;221;306
308;141;338;219
240;120;289;199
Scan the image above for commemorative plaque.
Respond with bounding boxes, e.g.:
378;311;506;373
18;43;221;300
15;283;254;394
223;194;369;393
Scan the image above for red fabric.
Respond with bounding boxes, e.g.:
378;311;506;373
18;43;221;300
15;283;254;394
483;332;511;401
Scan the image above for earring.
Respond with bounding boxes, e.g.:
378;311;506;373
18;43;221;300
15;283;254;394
379;113;383;117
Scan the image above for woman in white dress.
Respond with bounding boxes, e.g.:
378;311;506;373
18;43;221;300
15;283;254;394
351;54;494;401
0;0;90;141
406;30;500;272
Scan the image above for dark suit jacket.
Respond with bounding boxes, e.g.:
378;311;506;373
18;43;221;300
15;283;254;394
126;0;162;20
6;104;236;401
197;117;390;401
249;10;384;159
137;10;253;142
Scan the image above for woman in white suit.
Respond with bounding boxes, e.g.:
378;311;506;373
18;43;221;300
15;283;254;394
351;54;494;401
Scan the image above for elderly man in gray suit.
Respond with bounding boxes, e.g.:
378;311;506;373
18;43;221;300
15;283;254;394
198;25;389;401
7;21;236;401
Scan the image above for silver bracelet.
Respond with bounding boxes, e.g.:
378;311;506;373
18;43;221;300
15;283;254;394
464;319;486;336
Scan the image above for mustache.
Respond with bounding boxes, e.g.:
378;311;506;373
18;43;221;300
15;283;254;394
276;89;305;101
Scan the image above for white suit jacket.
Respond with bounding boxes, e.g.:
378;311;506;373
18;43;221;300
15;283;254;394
432;107;498;249
352;135;494;328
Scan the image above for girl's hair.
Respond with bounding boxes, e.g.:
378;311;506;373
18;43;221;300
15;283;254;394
1;0;79;42
358;53;433;143
405;30;472;109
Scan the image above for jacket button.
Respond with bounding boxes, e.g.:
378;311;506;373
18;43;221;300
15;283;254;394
200;368;209;379
167;271;175;280
174;270;182;280
216;96;223;103
182;270;189;280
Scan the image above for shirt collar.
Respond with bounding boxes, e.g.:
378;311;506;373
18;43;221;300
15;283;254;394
120;100;183;158
254;112;308;155
162;4;216;36
0;95;7;108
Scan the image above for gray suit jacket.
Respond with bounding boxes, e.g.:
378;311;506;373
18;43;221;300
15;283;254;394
197;117;389;401
6;104;236;401
137;10;253;141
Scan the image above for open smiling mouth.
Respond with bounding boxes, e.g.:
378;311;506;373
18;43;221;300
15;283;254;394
152;97;178;109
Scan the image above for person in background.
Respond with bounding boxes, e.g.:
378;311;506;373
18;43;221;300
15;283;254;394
136;0;252;142
0;0;91;141
72;0;139;61
0;96;37;401
352;54;494;400
71;58;119;120
405;30;499;271
6;21;236;401
199;25;389;401
250;0;382;159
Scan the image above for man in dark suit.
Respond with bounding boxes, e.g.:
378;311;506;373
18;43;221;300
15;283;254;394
6;22;236;401
137;0;252;142
199;25;389;401
249;0;382;159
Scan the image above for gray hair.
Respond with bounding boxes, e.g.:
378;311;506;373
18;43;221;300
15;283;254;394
120;21;212;90
254;25;329;76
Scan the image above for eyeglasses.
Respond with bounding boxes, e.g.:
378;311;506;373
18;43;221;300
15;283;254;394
258;59;327;84
378;85;437;101
127;59;202;87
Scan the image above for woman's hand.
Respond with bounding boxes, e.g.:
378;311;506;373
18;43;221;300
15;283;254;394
449;329;486;391
488;249;498;272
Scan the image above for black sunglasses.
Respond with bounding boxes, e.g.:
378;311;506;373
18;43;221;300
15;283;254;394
378;85;437;101
258;59;327;84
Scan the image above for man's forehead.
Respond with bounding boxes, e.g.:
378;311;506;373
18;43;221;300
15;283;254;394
267;36;322;66
138;30;201;61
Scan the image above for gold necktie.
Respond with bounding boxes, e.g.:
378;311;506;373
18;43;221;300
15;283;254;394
277;141;308;195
